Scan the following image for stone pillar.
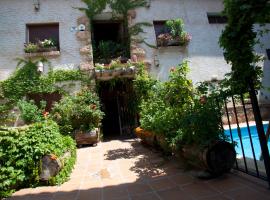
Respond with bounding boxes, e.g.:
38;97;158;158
76;16;95;89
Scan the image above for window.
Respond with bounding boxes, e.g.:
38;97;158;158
207;13;228;24
92;21;123;44
27;23;60;50
153;21;170;38
266;49;270;60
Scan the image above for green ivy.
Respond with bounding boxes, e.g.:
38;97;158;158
219;0;270;92
0;120;76;198
0;59;86;123
0;59;84;103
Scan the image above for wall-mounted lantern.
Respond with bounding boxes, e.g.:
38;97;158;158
211;74;218;82
37;61;44;73
154;54;159;67
146;0;151;8
33;0;40;11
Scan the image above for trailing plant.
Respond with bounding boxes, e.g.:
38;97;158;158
219;0;270;92
51;89;104;135
0;120;76;198
0;59;85;120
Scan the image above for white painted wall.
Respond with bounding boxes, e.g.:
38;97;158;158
255;24;270;104
0;0;269;103
134;0;230;83
0;0;86;80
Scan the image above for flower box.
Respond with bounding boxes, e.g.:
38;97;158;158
95;66;136;80
24;51;60;58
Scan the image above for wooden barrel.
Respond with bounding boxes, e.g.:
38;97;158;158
155;134;172;154
182;141;236;176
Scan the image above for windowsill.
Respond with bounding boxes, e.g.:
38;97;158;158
24;51;61;58
157;45;188;51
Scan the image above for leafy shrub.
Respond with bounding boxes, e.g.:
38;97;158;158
133;63;157;103
51;89;104;134
137;61;226;149
17;100;46;124
0;120;76;198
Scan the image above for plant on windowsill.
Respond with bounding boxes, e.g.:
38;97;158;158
157;18;191;47
24;39;58;53
95;58;140;80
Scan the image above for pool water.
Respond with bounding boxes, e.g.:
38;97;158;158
224;123;269;160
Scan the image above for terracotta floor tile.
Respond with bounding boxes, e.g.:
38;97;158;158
103;186;129;200
199;195;231;200
169;173;194;186
127;183;153;196
157;186;193;200
181;182;219;199
206;176;246;192
131;192;160;200
52;191;78;200
8;139;270;200
102;178;125;187
77;189;102;200
223;187;270;200
148;177;177;191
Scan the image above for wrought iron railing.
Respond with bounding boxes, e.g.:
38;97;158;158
221;81;270;186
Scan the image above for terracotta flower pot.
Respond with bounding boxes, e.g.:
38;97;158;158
75;129;99;146
135;127;155;146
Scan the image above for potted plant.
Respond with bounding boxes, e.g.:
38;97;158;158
24;39;57;53
135;62;236;176
157;18;191;47
38;39;57;52
51;89;104;146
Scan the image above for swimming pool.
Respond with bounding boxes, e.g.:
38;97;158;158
224;123;269;160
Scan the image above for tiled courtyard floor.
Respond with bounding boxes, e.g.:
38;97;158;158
8;138;270;200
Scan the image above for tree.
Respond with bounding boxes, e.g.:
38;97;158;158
219;0;270;92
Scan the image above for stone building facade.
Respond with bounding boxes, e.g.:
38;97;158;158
0;0;269;103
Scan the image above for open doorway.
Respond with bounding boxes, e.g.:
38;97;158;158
97;79;137;139
92;20;128;64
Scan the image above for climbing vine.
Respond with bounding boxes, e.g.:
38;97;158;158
0;59;84;102
219;0;270;92
0;59;86;122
